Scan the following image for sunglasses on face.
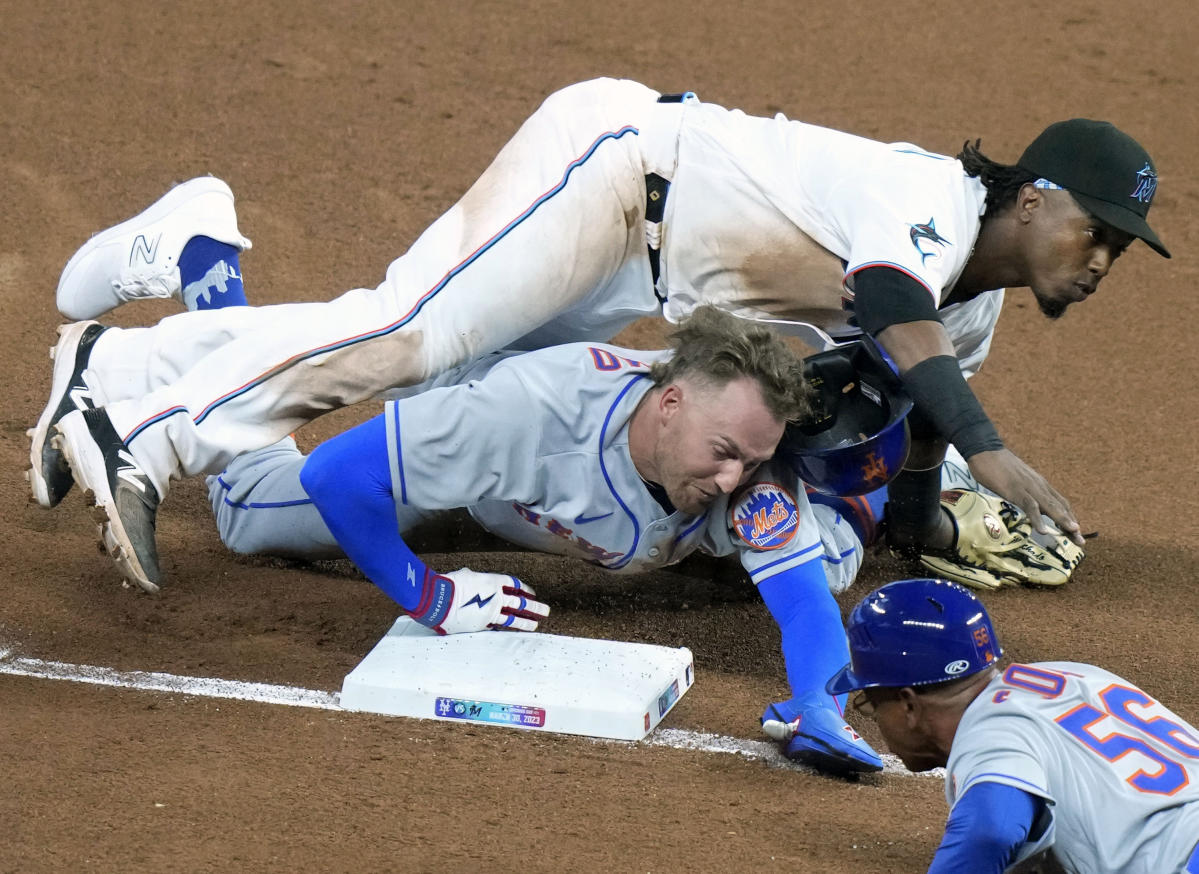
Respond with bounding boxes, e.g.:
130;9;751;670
850;689;877;718
850;687;907;718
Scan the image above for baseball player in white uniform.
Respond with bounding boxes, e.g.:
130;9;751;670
32;78;1168;595
828;578;1199;873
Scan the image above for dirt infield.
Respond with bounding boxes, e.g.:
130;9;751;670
3;1;1196;871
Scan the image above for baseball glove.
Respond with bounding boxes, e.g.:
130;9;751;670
918;489;1084;591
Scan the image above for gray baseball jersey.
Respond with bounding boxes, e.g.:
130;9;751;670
209;341;863;594
947;661;1199;873
386;341;847;583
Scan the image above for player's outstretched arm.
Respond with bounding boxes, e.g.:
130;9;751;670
755;562;883;775
852;267;1083;546
888;328;1082;544
298;415;548;634
960;449;1082;545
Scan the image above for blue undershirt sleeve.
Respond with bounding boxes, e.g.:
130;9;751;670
299;414;452;624
927;781;1041;874
756;559;851;706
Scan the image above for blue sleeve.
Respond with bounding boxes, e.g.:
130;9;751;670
299;414;455;628
927;782;1041;874
756;558;851;706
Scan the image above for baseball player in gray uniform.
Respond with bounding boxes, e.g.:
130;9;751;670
214;306;890;776
32;78;1168;596
828;578;1199;872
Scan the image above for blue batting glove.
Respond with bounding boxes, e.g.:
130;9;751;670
761;694;883;776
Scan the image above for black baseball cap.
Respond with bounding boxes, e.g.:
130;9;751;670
1018;118;1170;258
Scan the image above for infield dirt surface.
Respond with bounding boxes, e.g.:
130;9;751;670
2;2;1197;871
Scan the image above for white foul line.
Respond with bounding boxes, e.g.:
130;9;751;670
645;728;926;776
0;653;340;710
0;650;929;777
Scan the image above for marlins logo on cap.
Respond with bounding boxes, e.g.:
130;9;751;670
1131;163;1157;204
1017;118;1170;258
730;482;800;550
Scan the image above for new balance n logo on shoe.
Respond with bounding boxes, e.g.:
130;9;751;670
129;233;162;266
115;449;150;493
68;384;97;412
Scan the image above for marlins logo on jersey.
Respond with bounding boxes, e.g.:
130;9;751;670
729;482;800;550
909;217;951;265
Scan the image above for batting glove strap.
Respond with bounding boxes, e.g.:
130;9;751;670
761;699;803;728
409;569;455;632
761;695;883;776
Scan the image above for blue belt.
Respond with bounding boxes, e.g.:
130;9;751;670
1186;841;1199;873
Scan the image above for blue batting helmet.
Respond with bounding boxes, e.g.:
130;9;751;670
826;578;1002;694
776;340;913;496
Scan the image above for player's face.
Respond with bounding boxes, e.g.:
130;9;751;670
1021;189;1135;320
853;688;947;772
654;377;785;515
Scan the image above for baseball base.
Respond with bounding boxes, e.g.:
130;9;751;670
339;617;695;741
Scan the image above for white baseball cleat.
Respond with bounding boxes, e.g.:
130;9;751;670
27;321;110;508
56;176;252;320
53;408;162;593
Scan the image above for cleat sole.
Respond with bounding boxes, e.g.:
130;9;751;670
28;321;104;509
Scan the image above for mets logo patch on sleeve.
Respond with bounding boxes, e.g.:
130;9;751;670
729;482;800;550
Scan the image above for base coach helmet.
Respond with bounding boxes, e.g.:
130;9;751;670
826;578;1002;694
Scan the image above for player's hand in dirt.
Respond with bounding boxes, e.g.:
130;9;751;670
965;448;1084;546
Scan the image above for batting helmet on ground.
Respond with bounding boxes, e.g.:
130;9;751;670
776;339;912;496
826;578;1002;694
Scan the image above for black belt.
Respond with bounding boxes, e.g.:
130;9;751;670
645;172;669;297
644;92;694;300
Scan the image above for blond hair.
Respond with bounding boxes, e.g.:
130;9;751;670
649;306;812;422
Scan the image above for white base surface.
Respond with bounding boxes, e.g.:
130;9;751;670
339;617;694;741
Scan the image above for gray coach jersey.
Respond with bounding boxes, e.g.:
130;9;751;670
947;661;1199;873
385;341;839;582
